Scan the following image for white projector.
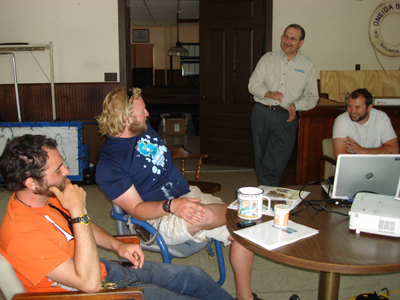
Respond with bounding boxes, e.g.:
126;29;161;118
349;193;400;237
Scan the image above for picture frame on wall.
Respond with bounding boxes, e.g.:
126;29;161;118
132;29;149;43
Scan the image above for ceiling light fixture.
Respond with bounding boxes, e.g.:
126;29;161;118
168;11;189;57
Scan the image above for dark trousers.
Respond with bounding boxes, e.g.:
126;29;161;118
251;102;298;186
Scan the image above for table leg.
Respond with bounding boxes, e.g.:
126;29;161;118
318;272;340;300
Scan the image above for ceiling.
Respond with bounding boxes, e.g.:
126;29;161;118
130;0;199;26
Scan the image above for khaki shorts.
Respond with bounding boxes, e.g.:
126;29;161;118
147;186;231;246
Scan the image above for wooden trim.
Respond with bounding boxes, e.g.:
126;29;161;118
13;287;144;300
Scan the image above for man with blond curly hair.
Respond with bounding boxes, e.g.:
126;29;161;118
96;87;262;300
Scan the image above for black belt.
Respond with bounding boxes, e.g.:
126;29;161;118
266;104;286;111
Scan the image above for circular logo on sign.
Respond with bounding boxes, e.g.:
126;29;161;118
369;1;400;57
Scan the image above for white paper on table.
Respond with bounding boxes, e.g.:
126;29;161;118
234;220;319;250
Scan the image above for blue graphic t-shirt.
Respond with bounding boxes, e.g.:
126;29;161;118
96;126;190;202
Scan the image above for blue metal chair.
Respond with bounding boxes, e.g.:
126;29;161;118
110;203;226;285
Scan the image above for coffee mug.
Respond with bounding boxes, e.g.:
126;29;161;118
237;187;271;220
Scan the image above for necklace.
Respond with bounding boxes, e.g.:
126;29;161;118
14;193;32;208
14;193;74;238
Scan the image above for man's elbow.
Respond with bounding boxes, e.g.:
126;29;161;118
81;280;102;293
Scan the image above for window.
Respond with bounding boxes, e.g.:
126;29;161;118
181;43;199;77
181;61;199;77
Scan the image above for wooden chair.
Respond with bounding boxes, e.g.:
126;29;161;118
0;235;144;300
11;288;144;300
168;144;221;194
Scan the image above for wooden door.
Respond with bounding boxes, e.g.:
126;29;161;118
199;0;272;167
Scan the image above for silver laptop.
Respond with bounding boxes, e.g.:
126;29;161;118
327;154;400;200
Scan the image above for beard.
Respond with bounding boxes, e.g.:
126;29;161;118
128;117;148;136
349;111;369;123
36;178;66;197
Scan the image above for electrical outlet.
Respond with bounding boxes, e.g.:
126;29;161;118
105;73;118;82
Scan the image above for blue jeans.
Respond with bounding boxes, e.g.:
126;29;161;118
101;259;234;300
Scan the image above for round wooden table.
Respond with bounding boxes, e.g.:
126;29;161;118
226;185;400;300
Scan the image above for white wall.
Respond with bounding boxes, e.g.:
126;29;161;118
0;0;398;84
273;0;400;78
0;0;118;84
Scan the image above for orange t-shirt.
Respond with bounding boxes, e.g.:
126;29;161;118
0;195;107;293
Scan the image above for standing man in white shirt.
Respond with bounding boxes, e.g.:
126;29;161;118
332;88;398;159
248;24;319;186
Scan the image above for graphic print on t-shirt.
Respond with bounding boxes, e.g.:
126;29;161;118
137;135;168;175
132;132;189;201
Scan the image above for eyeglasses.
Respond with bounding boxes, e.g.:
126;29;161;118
49;203;73;235
281;34;301;43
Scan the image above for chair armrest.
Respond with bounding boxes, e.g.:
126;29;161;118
322;154;336;166
13;287;144;300
114;234;140;244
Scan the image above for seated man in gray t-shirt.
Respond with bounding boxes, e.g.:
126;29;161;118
332;88;398;159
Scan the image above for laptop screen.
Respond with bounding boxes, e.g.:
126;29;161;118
331;154;400;200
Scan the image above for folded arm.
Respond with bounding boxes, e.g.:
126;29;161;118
47;180;101;293
333;137;399;159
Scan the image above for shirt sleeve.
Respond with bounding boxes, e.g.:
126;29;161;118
96;156;133;201
6;226;72;286
248;54;270;100
332;113;348;139
379;112;398;144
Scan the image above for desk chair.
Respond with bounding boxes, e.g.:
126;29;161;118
110;203;226;285
0;253;144;300
168;144;221;194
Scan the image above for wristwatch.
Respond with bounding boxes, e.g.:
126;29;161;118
162;200;172;213
71;214;91;225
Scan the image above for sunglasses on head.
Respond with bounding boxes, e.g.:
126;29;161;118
127;88;133;103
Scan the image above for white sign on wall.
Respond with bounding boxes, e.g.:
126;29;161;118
0;121;83;181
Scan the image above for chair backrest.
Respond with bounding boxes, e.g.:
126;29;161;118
321;138;336;180
168;144;207;182
0;253;26;300
167;144;221;194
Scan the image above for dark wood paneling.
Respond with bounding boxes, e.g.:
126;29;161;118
153;69;199;87
0;83;119;122
132;68;153;89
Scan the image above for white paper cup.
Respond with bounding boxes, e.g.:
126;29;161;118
274;204;290;227
237;187;271;220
